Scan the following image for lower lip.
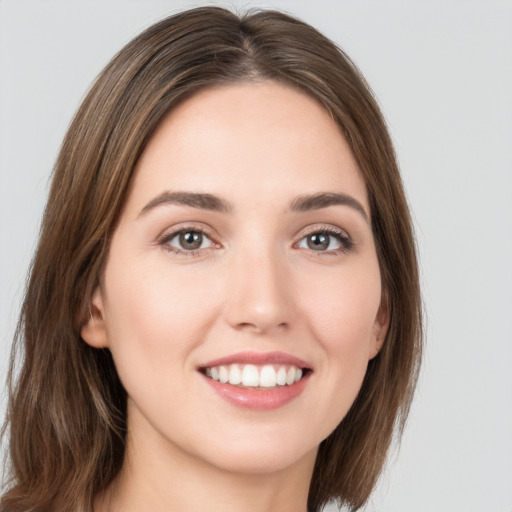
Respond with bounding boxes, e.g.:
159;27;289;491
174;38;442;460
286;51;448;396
201;373;310;411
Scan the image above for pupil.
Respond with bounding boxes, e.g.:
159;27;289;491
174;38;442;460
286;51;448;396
308;233;328;250
180;231;202;250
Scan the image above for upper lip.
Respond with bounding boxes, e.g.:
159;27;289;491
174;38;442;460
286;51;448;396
199;351;311;370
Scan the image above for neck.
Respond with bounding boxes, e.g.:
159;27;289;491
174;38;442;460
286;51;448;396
95;410;316;512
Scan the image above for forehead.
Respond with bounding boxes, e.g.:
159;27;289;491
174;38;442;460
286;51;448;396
128;80;368;213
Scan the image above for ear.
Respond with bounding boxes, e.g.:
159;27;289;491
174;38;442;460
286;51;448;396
369;296;390;360
81;287;109;349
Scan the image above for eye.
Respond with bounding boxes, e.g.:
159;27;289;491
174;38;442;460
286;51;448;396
297;228;353;253
159;228;215;254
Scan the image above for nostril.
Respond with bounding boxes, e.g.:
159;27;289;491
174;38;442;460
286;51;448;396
231;321;290;335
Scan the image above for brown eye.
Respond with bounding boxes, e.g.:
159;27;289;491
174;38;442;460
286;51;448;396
307;233;329;251
297;229;352;253
179;231;203;250
162;229;214;254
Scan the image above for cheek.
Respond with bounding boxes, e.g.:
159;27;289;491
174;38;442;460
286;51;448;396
101;254;221;386
301;263;382;369
277;262;383;444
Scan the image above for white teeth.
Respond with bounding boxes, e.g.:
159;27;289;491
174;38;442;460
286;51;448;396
259;365;277;387
276;366;287;385
242;364;260;386
228;364;242;385
204;363;306;388
219;366;229;384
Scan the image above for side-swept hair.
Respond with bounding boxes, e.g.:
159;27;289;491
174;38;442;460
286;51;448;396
2;7;422;512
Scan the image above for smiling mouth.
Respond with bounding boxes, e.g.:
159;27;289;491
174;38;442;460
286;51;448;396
200;363;310;389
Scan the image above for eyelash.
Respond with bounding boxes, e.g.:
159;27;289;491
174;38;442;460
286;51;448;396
296;226;354;255
157;225;218;257
157;225;354;257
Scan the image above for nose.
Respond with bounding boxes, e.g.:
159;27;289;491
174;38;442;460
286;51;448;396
223;245;294;335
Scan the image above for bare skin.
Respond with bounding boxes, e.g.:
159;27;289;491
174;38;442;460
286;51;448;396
83;81;388;512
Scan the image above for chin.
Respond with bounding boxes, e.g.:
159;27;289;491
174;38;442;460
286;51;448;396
192;428;319;476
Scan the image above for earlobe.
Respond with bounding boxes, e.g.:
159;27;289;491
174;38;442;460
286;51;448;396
369;298;390;360
81;287;109;349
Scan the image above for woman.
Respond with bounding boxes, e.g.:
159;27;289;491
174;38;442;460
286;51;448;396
2;6;422;512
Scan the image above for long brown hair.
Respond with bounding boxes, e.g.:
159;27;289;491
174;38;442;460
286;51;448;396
2;7;422;512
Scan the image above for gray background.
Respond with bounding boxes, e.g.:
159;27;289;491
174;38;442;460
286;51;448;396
1;1;511;510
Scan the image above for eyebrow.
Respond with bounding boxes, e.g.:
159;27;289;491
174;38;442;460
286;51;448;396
139;191;233;216
290;192;369;222
139;190;368;222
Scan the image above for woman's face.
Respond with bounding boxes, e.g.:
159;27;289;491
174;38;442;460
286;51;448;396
82;81;387;476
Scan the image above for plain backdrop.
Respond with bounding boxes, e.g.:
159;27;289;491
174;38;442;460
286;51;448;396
0;1;511;511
